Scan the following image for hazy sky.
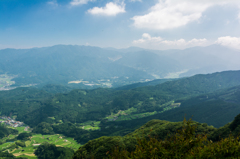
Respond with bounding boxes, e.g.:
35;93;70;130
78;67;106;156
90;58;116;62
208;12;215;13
1;0;240;50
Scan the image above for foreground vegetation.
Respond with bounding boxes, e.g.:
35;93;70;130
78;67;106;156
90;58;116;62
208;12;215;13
2;109;240;158
73;116;240;159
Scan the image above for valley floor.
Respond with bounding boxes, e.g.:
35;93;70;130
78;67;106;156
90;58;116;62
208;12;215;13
0;126;81;159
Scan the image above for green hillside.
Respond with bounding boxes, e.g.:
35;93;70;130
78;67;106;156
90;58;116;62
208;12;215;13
115;78;175;90
72;118;216;159
72;113;240;159
0;70;240;147
0;70;240;158
24;70;240;127
146;84;240;128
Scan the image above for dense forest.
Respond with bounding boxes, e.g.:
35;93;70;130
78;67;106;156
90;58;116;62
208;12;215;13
72;115;240;159
0;70;240;127
0;70;240;143
1;70;240;158
0;125;18;141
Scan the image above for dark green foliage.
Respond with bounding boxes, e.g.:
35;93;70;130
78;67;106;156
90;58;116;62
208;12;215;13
229;113;240;131
209;113;240;141
115;78;174;90
1;70;239;129
17;132;32;141
32;122;54;135
40;84;73;94
52;123;88;141
126;119;215;141
34;142;74;159
15;140;26;147
0;124;18;139
72;118;240;159
0;70;239;128
72;136;136;159
1;70;240;145
134;85;240;128
107;119;240;159
0;87;52;126
72;119;215;159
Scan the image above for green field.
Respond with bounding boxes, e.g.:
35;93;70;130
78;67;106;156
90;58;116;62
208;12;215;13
105;101;180;122
15;127;29;133
0;133;81;158
78;121;101;130
0;125;81;159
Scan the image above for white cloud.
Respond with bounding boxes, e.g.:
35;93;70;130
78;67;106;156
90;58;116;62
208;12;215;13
130;0;142;2
87;2;125;16
216;36;240;49
132;0;240;30
133;33;162;43
70;0;95;6
133;33;208;49
47;0;58;7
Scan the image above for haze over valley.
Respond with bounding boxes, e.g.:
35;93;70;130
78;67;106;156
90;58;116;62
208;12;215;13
1;44;240;91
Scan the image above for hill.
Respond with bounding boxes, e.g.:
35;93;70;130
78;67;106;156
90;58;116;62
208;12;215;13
114;51;181;78
72;119;216;159
0;70;240;146
1;44;240;90
72;112;240;159
0;45;154;88
16;70;240;126
114;78;175;90
155;44;240;77
144;84;240;128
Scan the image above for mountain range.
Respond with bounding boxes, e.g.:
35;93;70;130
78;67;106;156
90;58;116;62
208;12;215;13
0;44;240;89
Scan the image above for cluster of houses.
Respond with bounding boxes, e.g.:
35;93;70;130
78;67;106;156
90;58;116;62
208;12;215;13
0;116;24;127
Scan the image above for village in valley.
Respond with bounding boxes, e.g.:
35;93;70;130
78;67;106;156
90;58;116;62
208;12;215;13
0;116;27;128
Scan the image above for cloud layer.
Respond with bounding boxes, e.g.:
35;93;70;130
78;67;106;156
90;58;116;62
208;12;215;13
87;2;125;16
133;33;208;49
132;0;240;30
70;0;95;6
216;36;240;49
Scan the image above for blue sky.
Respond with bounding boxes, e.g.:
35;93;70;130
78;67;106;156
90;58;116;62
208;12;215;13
1;0;240;50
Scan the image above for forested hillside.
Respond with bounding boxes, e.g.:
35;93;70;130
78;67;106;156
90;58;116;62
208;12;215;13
0;70;239;147
150;85;240;128
0;125;18;140
0;70;240;158
11;70;240;128
72;114;240;159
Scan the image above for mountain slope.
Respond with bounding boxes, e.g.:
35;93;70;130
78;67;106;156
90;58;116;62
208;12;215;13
156;44;240;77
0;45;154;87
14;70;240;128
1;44;240;89
72;113;240;159
72;119;215;159
114;51;181;78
